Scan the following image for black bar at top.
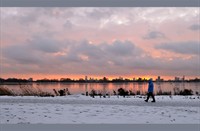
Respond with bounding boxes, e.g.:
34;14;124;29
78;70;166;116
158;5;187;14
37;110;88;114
0;0;199;7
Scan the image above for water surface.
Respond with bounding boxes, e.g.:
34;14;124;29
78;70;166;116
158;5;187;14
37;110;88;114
1;82;199;95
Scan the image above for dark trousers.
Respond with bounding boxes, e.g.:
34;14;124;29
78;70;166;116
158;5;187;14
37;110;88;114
146;92;155;102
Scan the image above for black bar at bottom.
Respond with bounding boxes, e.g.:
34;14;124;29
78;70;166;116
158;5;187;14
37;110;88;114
1;124;200;131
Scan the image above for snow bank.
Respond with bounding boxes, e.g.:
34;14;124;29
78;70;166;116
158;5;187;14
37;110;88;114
0;95;199;124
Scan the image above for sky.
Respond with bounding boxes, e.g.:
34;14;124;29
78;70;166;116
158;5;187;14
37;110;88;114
0;7;200;80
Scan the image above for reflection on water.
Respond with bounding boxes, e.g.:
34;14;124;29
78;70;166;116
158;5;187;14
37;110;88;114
1;82;199;95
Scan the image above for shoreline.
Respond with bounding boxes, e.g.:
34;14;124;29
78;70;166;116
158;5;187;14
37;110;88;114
0;95;199;107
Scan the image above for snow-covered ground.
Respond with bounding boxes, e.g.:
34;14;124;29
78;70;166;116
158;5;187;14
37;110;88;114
0;95;199;124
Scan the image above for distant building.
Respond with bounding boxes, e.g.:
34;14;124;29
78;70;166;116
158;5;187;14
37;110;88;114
85;76;88;81
158;76;160;80
157;76;161;81
28;78;33;82
156;76;163;82
119;76;123;80
89;77;95;82
182;76;185;81
175;77;180;82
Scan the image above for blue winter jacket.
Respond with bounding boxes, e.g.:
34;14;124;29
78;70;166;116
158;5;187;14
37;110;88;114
148;79;154;92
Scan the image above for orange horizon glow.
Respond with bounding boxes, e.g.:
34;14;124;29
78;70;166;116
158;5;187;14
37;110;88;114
1;74;198;81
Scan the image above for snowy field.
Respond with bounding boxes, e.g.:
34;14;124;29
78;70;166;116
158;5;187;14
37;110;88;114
0;95;199;124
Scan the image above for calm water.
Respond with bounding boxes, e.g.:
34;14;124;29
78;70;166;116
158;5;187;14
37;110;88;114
1;82;200;95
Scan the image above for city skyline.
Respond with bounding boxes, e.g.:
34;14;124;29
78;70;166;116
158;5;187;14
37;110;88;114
1;75;199;82
1;7;200;80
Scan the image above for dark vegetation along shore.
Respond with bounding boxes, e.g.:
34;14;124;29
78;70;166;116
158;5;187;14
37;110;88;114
0;83;198;98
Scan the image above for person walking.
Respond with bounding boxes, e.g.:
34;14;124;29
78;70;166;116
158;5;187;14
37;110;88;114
145;78;156;102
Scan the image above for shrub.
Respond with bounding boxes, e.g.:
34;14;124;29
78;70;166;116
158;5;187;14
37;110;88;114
129;90;135;96
53;88;71;96
0;84;54;97
157;91;172;95
19;85;37;96
98;91;102;98
136;91;140;95
113;90;117;95
179;89;193;95
117;88;129;97
89;89;97;98
19;84;54;97
0;86;15;96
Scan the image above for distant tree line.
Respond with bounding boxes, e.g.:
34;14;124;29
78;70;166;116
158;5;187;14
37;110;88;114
0;77;200;83
0;78;29;83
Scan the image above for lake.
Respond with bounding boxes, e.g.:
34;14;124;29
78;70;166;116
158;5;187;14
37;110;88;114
1;82;199;95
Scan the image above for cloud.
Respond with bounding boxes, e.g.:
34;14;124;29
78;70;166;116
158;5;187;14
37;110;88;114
1;8;199;77
54;40;199;76
143;31;165;39
2;39;144;75
61;40;142;65
3;44;42;65
155;41;200;55
2;34;64;66
86;8;114;19
29;36;62;53
63;20;73;28
2;39;199;76
104;40;135;56
189;24;200;31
